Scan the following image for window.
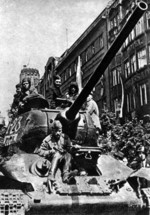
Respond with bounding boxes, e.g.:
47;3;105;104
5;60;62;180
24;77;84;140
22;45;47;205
71;63;75;74
66;69;69;79
148;45;150;63
94;37;100;53
110;15;118;30
137;49;147;69
81;51;86;65
99;35;104;49
127;91;137;111
112;69;117;86
127;93;132;112
47;73;50;86
131;29;135;41
125;37;129;47
74;62;77;73
112;67;120;87
114;98;121;116
61;74;64;83
91;43;95;55
124;61;130;78
68;67;71;76
128;29;135;44
135;16;144;36
114;99;118;113
140;83;147;106
85;50;88;62
64;71;67;81
146;11;150;29
87;46;93;60
117;67;121;84
131;55;137;73
133;94;136;109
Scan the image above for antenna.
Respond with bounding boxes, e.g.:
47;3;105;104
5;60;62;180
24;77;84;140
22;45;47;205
66;28;68;49
26;58;30;67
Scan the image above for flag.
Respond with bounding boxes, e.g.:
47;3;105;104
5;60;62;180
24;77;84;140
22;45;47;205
119;74;124;118
76;55;82;93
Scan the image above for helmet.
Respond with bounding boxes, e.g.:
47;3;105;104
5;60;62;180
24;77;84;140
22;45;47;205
15;83;21;88
22;77;31;86
53;74;61;81
53;74;61;87
68;82;79;94
52;120;62;130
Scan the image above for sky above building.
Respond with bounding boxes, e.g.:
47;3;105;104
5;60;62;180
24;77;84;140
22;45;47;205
0;0;110;123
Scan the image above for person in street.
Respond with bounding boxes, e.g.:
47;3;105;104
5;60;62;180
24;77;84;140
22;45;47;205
65;82;79;102
85;92;101;135
38;120;78;186
11;83;23;116
129;144;146;169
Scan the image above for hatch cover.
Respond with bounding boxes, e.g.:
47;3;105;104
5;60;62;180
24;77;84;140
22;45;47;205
55;176;112;195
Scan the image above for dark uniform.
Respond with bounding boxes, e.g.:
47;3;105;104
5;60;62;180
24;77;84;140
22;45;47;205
65;82;79;102
11;83;23;116
20;77;38;101
18;78;38;113
49;75;63;108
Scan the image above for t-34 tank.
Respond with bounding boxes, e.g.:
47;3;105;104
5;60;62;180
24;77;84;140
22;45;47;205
0;2;149;215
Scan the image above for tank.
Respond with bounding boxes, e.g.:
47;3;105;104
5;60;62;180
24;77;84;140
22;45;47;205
0;2;149;215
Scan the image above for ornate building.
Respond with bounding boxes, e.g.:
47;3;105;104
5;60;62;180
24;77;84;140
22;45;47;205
20;65;40;89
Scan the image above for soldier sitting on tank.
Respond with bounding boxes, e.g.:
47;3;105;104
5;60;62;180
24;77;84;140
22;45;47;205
49;75;63;108
85;91;101;136
11;83;23;116
38;120;79;186
65;82;79;102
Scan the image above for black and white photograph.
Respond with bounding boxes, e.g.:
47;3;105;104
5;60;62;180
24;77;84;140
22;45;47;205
0;0;150;214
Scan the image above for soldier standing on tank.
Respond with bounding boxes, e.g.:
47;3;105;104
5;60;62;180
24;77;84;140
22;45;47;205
85;92;101;135
49;75;63;108
38;120;78;187
11;83;23;116
65;82;79;102
18;77;38;110
21;77;38;98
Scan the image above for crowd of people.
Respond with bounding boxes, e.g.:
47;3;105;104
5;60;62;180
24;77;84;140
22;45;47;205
98;111;150;170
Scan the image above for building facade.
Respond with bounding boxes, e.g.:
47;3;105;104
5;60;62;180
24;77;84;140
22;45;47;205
108;0;150;120
56;8;108;112
39;7;109;112
39;0;150;120
38;57;60;105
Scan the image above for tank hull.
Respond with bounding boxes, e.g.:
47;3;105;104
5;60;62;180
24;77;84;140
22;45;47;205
0;184;143;215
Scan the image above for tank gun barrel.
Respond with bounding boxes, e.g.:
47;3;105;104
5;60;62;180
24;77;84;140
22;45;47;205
66;1;148;120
